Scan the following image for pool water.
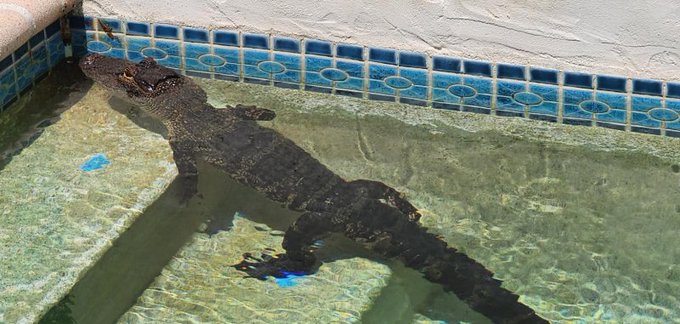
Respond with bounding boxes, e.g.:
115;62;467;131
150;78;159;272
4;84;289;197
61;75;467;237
198;78;680;323
3;61;680;323
0;63;87;168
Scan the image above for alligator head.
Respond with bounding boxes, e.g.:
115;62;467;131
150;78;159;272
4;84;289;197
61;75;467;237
79;54;189;119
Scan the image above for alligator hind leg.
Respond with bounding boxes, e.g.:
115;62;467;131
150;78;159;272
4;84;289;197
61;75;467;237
233;211;345;280
347;179;421;222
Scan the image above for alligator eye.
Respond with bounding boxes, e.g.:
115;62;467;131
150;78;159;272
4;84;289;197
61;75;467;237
123;69;134;79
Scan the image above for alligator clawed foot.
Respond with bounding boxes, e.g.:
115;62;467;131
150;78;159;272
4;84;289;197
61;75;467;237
232;252;315;280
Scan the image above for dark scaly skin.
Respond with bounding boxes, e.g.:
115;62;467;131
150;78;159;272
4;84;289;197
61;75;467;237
80;54;547;324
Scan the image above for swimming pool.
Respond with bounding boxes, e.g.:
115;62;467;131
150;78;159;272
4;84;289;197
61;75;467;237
1;61;677;322
2;5;680;324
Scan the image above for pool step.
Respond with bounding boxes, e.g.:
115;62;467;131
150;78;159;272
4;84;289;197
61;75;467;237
0;83;176;323
118;214;392;323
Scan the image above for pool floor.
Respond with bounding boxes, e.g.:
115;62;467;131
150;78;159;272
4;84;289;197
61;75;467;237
3;62;680;323
196;78;680;322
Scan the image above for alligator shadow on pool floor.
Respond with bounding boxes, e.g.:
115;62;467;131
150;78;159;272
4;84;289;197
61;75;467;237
41;159;492;323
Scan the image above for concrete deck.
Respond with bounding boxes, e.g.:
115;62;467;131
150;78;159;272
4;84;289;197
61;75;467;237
0;0;78;59
0;0;81;60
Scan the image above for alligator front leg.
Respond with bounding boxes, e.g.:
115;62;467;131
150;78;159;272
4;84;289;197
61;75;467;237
223;104;276;121
233;211;345;279
169;137;199;205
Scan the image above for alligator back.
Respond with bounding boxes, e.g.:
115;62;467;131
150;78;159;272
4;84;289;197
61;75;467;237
200;117;345;211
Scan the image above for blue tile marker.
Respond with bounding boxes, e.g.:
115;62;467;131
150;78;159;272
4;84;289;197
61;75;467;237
274;271;307;288
80;153;110;172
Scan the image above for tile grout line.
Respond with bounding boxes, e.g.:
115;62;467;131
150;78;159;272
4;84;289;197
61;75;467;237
523;65;530;118
11;49;20;100
426;54;433;107
268;33;274;86
395;52;400;102
179;24;186;74
299;38;305;91
661;81;667;136
625;77;632;131
238;31;244;82
362;45;368;100
590;74;597;126
490;62;497;115
557;69;564;123
331;41;337;95
120;20;128;63
459;61;466;109
150;23;157;65
209;29;215;79
123;20;131;61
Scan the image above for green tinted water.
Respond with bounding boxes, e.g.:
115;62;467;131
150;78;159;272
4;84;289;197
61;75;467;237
195;79;680;323
5;63;680;323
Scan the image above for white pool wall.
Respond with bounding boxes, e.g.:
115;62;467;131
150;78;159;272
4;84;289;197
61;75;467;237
82;0;680;81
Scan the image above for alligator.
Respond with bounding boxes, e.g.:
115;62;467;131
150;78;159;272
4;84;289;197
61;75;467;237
79;54;547;323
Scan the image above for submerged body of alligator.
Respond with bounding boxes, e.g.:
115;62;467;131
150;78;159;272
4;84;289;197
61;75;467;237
80;54;546;323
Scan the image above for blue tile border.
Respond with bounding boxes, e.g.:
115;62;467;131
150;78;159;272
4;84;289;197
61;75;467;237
274;37;300;53
530;67;559;85
633;79;662;96
336;43;362;60
433;56;461;73
243;33;269;49
126;21;150;36
154;24;179;39
497;63;525;81
183;27;209;43
45;15;680;138
464;60;492;77
213;30;239;46
564;71;593;89
369;47;396;65
597;75;627;93
399;51;427;68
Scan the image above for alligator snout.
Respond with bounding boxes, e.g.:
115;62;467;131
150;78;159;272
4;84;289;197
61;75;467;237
77;53;130;88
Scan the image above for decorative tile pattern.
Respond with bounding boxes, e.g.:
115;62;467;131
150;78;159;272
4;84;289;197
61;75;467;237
62;16;680;138
0;20;65;113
